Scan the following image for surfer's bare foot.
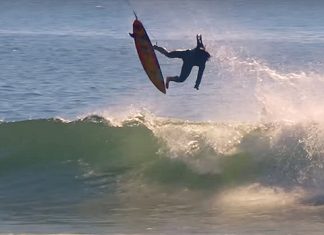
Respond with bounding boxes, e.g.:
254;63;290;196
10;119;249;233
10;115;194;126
166;77;170;89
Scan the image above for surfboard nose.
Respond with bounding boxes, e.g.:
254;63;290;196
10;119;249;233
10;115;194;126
133;19;142;27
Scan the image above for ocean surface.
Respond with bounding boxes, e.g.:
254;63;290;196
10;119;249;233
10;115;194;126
1;0;324;234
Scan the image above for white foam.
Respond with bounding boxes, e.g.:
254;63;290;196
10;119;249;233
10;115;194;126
213;183;304;210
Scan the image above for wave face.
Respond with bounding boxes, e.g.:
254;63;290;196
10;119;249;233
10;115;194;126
1;115;324;196
1;114;324;233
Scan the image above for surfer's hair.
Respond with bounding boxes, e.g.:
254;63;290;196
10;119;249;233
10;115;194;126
203;50;211;61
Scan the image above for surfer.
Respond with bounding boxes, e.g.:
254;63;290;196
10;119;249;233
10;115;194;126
153;34;210;90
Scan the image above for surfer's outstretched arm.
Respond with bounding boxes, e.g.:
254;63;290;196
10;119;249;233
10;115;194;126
153;45;185;59
194;64;205;90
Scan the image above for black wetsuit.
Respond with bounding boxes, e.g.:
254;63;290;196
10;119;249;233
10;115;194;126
153;34;210;90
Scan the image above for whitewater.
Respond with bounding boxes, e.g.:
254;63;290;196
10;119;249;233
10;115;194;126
1;0;324;234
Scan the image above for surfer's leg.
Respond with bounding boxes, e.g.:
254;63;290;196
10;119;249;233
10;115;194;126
177;63;193;82
165;76;178;89
166;63;192;89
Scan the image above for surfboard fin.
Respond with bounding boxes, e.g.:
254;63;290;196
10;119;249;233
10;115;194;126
129;33;134;38
133;11;138;20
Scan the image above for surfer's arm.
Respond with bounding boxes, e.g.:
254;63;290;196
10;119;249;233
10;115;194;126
154;45;186;59
153;45;170;56
194;64;205;90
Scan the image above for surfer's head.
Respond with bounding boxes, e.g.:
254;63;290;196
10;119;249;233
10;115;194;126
193;48;211;65
199;49;211;62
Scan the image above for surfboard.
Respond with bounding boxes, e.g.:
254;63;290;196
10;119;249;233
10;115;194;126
130;14;166;94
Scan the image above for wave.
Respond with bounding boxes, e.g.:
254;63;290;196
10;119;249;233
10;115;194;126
1;112;324;224
1;114;324;190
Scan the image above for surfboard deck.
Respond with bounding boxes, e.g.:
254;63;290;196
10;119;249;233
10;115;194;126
130;15;166;94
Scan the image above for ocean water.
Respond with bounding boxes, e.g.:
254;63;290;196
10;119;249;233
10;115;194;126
1;0;324;234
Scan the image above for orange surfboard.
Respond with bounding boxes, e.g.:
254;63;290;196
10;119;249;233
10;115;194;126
130;14;166;94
